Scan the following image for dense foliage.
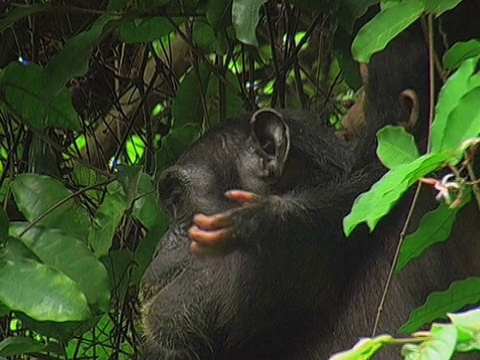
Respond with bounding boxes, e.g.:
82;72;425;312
1;0;480;359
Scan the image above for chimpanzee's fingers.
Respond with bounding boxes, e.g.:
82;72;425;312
225;190;260;203
188;225;233;247
193;211;236;230
190;239;233;257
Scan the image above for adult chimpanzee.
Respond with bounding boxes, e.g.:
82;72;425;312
140;108;383;359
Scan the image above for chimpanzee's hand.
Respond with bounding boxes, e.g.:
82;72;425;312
188;190;266;257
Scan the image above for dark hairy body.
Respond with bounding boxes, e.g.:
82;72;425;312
140;109;383;359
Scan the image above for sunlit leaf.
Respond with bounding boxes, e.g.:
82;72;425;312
376;126;419;169
423;0;464;17
443;40;480;71
352;1;425;63
330;335;392;359
431;55;480;153
401;324;457;360
401;278;480;333
344;153;448;235
449;308;480;352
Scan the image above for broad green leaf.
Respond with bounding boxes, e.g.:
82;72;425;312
352;1;425;63
423;0;464;17
0;337;46;357
395;195;469;273
10;223;111;312
0;63;80;131
45;16;115;99
0;4;50;32
155;124;202;171
449;308;480;352
193;20;216;52
401;324;457;360
89;181;128;257
344;152;448;235
117;166;142;205
376;126;419;169
431;56;480;153
330;335;392;360
337;0;380;33
206;0;233;29
0;248;90;322
118;17;176;43
10;174;90;241
443;40;480;71
401;278;480;333
132;174;166;230
172;65;211;128
232;0;267;46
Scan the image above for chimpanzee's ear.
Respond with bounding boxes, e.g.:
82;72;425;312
250;108;290;180
399;89;419;130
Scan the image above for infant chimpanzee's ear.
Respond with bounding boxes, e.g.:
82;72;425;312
250;108;290;181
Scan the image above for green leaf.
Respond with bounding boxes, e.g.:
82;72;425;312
206;0;233;29
337;0;380;33
0;208;8;243
132;174;166;230
401;324;457;360
352;1;425;63
0;4;50;32
10;174;90;241
117;166;142;205
376;126;420;169
431;56;480;153
448;308;480;352
232;0;267;46
0;337;46;357
172;65;211;128
423;0;464;17
45;16;115;99
89;181;128;257
155;124;202;171
329;335;391;360
443;40;480;71
396;199;468;273
0;247;90;322
0;63;80;131
118;17;176;43
343;152;448;235
193;20;222;54
10;223;111;312
401;278;480;333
